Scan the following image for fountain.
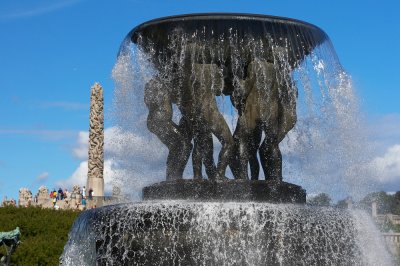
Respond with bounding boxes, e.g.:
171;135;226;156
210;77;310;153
61;14;393;265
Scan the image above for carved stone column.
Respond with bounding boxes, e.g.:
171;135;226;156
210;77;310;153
87;83;104;197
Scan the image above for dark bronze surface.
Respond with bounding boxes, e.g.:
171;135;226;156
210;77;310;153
143;179;306;203
123;13;328;67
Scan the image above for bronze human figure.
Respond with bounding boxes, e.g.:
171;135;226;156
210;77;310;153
189;63;234;180
230;59;297;181
144;78;193;180
192;124;216;180
145;63;234;181
230;78;262;180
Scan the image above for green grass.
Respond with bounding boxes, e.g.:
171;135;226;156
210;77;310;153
0;206;80;265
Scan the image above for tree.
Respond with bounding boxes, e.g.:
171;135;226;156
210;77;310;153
393;192;400;215
307;193;331;206
335;198;349;209
358;191;397;215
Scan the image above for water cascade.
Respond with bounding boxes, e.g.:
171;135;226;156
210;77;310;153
61;14;393;265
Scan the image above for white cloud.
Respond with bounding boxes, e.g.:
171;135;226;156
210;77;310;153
369;145;400;183
58;126;167;199
72;131;89;160
59;108;400;201
351;114;400;193
105;127;166;164
368;113;400;151
36;172;49;182
57;161;87;189
56;159;122;195
0;0;83;20
104;127;167;198
274;110;400;200
71;127;166;166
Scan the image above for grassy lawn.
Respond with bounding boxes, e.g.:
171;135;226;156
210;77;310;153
0;206;80;265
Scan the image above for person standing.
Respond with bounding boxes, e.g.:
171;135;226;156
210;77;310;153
82;186;86;198
88;188;93;200
58;188;63;200
82;197;87;210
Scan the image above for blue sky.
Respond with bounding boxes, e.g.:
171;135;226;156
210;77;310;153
1;0;399;202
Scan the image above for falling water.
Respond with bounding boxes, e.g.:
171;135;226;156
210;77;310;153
110;20;372;200
61;203;392;265
62;15;393;265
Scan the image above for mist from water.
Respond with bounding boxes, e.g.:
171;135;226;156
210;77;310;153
110;30;375;202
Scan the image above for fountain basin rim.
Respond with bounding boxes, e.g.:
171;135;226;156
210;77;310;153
129;12;327;41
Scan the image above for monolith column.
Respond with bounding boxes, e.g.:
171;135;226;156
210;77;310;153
87;83;104;197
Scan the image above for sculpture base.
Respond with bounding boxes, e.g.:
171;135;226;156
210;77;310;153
86;177;104;197
143;179;306;203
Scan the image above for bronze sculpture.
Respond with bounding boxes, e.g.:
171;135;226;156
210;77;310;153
190;63;234;180
230;59;297;181
0;227;20;266
144;56;296;182
144;78;193;180
124;13;327;200
62;13;371;266
145;63;234;180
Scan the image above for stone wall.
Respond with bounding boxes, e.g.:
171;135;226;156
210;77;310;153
16;185;119;210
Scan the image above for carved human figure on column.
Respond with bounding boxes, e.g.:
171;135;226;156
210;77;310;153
87;83;105;196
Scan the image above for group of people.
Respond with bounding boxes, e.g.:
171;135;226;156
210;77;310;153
49;186;95;209
49;188;69;201
49;188;70;208
80;186;96;209
82;186;94;200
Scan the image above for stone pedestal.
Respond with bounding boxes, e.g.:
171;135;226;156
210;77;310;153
143;179;306;203
86;178;104;198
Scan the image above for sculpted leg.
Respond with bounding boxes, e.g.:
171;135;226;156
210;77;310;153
231;122;251;180
200;131;217;179
207;110;234;180
260;64;297;181
230;66;264;180
192;137;203;179
249;125;262;180
193;128;216;180
275;68;297;143
145;79;192;180
192;63;234;180
231;116;262;181
247;59;282;181
148;120;192;180
259;130;282;181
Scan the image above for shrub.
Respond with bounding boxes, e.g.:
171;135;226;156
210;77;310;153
0;206;80;265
